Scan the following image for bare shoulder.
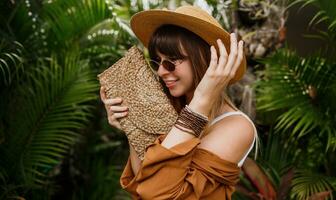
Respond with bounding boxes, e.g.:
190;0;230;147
198;114;255;164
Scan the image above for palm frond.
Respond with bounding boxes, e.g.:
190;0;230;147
0;40;24;86
289;0;336;53
291;170;335;200
42;0;138;71
1;52;98;188
42;0;112;48
258;130;296;181
256;48;336;150
290;0;336;26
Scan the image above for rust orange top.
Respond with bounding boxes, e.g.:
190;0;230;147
120;134;241;200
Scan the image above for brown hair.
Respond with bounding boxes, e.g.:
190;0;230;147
148;24;239;137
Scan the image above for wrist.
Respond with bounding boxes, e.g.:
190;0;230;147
175;104;209;138
188;96;211;117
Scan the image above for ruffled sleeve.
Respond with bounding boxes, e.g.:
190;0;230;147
120;134;241;199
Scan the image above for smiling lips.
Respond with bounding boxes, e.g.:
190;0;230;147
164;80;178;88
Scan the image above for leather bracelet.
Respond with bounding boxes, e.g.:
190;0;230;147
173;124;195;135
174;105;209;137
185;105;208;120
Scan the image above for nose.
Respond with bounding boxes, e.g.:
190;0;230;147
156;63;171;77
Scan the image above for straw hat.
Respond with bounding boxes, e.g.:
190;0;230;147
130;5;246;84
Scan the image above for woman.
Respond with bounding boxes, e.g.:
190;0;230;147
100;5;258;200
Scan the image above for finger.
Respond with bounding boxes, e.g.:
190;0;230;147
223;33;238;75
108;117;121;128
100;87;112;111
208;45;218;72
104;98;123;105
113;111;128;119
100;86;107;101
110;106;128;112
216;39;228;72
230;40;244;77
110;122;121;129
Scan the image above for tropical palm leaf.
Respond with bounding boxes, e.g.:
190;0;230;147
42;0;136;50
291;170;334;200
290;0;336;32
261;129;296;172
41;0;139;71
255;48;336;150
0;52;98;190
4;1;49;60
42;0;110;46
289;0;336;54
0;40;24;86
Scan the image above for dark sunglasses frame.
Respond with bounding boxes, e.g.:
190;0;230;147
149;57;187;72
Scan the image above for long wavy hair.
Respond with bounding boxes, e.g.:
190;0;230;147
147;24;239;137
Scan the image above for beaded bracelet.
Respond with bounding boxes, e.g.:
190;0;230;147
174;105;209;137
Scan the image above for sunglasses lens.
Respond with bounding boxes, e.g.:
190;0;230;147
149;59;179;72
162;60;175;71
149;60;160;71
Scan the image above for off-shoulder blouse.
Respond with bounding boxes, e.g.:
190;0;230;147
120;111;257;200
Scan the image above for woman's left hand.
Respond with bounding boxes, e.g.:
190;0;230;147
193;33;244;106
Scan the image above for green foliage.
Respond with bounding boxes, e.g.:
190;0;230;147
1;0;336;199
290;0;336;53
249;0;336;198
70;126;131;200
256;48;336;150
0;0;136;198
0;53;98;196
291;170;334;200
0;40;24;86
291;0;336;32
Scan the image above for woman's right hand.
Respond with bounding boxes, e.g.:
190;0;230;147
100;86;129;129
190;33;244;116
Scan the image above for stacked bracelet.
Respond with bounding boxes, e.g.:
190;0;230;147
174;105;209;137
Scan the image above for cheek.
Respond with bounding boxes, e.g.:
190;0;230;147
184;62;194;85
177;63;194;88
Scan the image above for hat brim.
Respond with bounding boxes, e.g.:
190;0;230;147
130;9;246;84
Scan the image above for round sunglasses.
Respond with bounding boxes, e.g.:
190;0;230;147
149;57;187;72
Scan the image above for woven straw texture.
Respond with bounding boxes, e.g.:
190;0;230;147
98;45;178;160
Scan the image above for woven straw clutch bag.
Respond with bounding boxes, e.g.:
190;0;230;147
98;45;178;160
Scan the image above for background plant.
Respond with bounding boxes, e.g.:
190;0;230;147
1;0;335;199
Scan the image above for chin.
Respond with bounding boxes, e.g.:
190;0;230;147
169;91;184;98
169;88;185;97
